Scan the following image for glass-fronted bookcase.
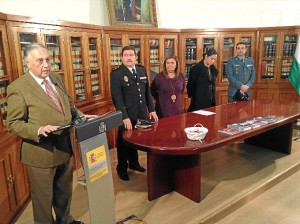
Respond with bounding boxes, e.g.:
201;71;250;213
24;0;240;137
258;31;297;82
0;24;11;131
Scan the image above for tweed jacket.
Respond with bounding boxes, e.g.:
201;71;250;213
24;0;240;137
6;72;73;168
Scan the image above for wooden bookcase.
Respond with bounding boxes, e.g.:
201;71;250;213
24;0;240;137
0;17;30;224
254;27;298;101
65;30;105;107
0;22;11;132
180;30;256;109
145;33;178;81
180;32;219;110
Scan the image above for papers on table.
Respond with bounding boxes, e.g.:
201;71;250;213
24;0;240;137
192;110;216;116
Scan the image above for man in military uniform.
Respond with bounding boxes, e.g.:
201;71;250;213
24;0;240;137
226;42;256;103
110;45;158;181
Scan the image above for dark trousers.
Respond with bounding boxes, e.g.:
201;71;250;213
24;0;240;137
116;125;139;172
26;158;74;224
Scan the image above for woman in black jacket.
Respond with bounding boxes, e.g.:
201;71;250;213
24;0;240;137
187;49;218;112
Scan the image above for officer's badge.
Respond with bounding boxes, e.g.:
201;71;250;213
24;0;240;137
124;76;128;82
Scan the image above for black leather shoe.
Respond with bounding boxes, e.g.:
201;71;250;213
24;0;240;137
129;164;146;172
69;221;85;224
118;171;129;181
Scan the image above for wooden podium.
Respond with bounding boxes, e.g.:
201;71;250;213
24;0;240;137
75;111;122;224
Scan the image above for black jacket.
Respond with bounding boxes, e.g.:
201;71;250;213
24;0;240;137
187;60;218;112
110;64;155;123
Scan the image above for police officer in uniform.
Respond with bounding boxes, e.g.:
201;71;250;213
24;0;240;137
110;45;158;181
226;42;256;103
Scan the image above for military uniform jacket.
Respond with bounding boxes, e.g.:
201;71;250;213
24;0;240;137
110;64;155;123
226;56;256;97
6;72;73;168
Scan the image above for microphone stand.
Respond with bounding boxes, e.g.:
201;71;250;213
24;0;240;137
53;82;85;125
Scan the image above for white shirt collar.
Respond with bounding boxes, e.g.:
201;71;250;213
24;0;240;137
127;66;136;73
29;71;51;85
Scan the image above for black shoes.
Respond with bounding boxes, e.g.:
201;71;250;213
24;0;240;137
129;164;146;172
117;171;129;181
69;221;85;224
117;164;146;181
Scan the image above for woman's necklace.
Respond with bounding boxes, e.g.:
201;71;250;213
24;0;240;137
169;79;176;103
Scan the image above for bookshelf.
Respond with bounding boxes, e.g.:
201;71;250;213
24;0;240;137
0;20;29;224
0;26;10;131
219;33;255;84
146;34;177;81
66;32;104;104
281;35;297;79
181;35;218;82
109;37;122;66
257;30;297;83
128;36;143;64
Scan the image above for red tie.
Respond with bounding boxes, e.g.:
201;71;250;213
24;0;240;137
43;79;64;114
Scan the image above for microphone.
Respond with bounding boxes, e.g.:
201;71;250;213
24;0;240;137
53;82;85;125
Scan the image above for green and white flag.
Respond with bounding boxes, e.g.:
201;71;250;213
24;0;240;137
288;35;300;94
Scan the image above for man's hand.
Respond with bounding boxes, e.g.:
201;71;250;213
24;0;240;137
240;84;249;93
123;118;132;130
84;114;99;119
39;125;60;137
149;112;158;122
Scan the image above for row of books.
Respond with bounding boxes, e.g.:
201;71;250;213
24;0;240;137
71;39;82;46
48;47;60;56
218;116;282;135
0;97;7;115
75;84;85;94
110;39;122;46
89;51;98;67
283;43;296;57
72;60;83;69
261;60;275;77
263;42;277;57
91;85;99;92
0;86;6;94
45;35;59;44
91;72;99;90
281;59;292;78
185;46;196;61
72;48;82;56
165;40;174;48
186;38;197;46
50;63;61;71
110;49;122;65
149;39;159;47
129;39;140;46
185;64;195;80
0;69;5;77
149;49;159;63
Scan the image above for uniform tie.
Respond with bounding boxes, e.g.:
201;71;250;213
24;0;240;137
43;79;64;114
132;68;137;79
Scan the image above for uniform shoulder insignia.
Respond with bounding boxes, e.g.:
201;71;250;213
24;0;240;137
112;66;120;71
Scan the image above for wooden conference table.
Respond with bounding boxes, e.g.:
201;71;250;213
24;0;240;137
123;100;300;203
